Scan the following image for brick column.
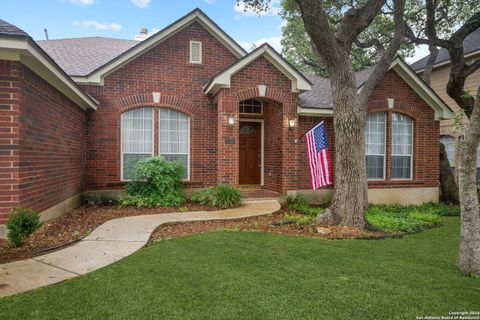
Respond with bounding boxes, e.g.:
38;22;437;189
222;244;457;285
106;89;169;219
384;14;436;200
216;89;239;185
0;60;21;224
281;95;299;193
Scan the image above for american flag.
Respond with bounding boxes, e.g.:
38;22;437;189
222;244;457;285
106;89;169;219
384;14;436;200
305;121;332;190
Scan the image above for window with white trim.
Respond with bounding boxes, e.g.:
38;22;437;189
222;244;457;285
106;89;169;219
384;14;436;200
391;113;413;179
190;40;202;64
121;107;154;180
440;135;455;167
365;112;386;180
159;108;190;179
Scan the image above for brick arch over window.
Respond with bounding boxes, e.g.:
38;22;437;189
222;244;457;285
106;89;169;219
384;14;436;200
368;99;423;120
116;93;196;116
234;87;289;106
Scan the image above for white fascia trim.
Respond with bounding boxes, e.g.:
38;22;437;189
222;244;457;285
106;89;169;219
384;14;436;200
81;11;246;85
0;37;96;110
414;49;480;74
205;45;312;95
390;58;454;120
297;105;333;117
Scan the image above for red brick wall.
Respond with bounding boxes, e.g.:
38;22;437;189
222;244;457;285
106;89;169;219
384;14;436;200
18;65;86;212
0;60;86;224
0;60;21;224
81;21;238;189
297;70;440;190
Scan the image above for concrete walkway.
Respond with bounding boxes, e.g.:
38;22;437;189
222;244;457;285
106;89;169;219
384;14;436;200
0;200;280;298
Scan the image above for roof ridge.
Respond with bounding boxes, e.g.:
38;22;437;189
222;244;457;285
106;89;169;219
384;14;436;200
37;36;139;42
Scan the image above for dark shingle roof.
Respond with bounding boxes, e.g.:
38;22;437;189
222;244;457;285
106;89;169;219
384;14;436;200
299;66;375;109
0;19;29;37
410;28;480;71
37;37;139;76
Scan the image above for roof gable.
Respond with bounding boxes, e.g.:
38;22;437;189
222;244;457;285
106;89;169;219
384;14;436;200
73;9;247;84
298;57;454;120
204;43;312;95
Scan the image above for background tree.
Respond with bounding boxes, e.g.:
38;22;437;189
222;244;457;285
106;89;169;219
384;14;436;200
280;0;414;75
240;0;406;229
404;0;480;275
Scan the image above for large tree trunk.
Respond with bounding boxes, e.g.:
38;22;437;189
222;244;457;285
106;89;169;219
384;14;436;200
458;87;480;276
317;65;368;229
439;143;459;204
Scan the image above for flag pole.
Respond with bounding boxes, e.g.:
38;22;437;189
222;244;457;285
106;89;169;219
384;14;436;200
296;120;324;142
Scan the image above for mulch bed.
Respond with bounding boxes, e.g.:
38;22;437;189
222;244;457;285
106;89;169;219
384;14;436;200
1;203;393;265
150;210;390;244
0;202;215;264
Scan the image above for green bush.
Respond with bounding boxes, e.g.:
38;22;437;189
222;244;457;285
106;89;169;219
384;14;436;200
7;208;42;247
284;194;323;216
119;156;185;208
366;203;444;234
418;202;460;216
284;214;316;226
191;184;243;209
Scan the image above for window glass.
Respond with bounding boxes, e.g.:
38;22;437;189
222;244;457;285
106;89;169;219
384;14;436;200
121;107;153;180
365;113;386;179
159;108;190;179
391;113;413;179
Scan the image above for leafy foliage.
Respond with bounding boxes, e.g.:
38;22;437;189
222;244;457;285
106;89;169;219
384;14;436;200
279;0;414;75
191;184;243;209
366;203;446;233
284;194;323;216
119;156;185;208
284;214;316;226
7;208;42;247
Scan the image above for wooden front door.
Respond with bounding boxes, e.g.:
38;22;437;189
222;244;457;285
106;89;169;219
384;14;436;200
239;121;261;185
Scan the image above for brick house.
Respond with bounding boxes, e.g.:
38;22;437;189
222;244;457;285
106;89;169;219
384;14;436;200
0;9;453;235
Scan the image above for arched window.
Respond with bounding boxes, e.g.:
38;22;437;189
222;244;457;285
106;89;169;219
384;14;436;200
121;107;154;180
391;113;413;179
159;108;190;179
440;135;455;167
365;112;386;180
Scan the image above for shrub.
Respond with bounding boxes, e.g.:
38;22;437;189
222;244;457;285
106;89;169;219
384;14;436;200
284;194;323;216
191;184;243;209
7;208;42;247
366;203;443;234
119;156;185;208
284;214;316;226
417;202;460;216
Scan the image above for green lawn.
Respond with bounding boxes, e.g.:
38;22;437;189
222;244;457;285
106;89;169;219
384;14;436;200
1;217;479;320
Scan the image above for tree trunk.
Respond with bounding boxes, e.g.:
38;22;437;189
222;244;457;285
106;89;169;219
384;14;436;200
458;87;480;276
439;143;459;204
317;66;368;229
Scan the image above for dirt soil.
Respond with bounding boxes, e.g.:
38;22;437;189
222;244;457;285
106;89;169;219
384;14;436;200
150;210;390;244
0;202;214;264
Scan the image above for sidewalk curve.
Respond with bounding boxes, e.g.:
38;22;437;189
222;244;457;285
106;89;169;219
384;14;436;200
0;200;280;298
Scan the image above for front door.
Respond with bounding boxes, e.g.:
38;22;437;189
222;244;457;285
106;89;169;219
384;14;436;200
239;121;261;185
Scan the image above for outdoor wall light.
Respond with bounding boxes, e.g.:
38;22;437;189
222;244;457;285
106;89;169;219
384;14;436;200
228;114;235;128
289;118;296;129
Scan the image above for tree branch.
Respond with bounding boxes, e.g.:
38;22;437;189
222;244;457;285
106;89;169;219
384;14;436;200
354;38;385;56
358;0;406;108
423;45;439;85
464;59;480;78
336;0;387;49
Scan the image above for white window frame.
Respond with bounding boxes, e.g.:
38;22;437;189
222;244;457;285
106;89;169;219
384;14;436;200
158;108;191;181
391;113;414;180
120;108;155;181
189;40;202;64
239;99;264;115
365;112;386;181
